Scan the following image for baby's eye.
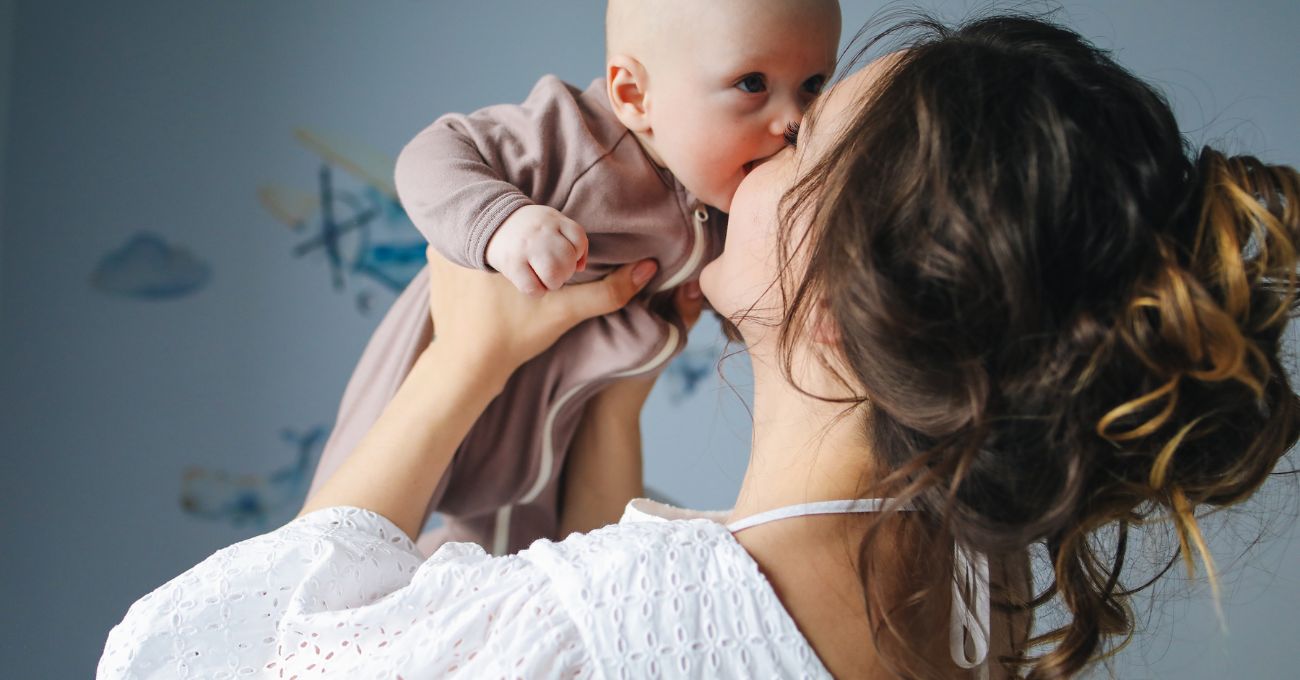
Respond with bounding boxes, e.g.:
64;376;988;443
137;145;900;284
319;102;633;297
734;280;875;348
803;75;827;95
783;121;801;147
735;73;767;94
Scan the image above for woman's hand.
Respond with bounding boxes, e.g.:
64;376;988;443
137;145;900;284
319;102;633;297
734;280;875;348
425;245;659;386
299;251;659;539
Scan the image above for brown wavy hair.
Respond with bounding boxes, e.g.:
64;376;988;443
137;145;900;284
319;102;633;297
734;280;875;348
736;11;1300;679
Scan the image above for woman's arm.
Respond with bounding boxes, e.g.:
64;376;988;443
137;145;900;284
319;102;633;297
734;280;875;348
296;341;510;540
298;249;660;541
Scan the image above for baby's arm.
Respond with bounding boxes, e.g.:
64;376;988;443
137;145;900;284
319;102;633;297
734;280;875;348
393;76;596;293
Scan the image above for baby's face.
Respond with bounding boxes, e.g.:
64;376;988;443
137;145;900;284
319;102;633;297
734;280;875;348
644;0;840;212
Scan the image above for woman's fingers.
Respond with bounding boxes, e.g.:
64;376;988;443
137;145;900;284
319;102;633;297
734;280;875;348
425;249;661;373
552;259;657;326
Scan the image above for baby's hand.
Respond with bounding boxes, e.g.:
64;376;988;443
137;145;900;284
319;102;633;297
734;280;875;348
485;205;590;297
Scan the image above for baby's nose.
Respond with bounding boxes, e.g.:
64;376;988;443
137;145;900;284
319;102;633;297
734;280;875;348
767;99;803;137
768;116;796;137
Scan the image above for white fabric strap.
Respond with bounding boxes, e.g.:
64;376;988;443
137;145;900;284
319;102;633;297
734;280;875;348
726;498;989;678
724;498;898;533
951;544;991;680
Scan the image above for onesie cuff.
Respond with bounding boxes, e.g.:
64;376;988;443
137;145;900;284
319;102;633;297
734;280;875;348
467;192;535;271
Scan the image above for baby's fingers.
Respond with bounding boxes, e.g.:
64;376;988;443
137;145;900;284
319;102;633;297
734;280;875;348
532;239;580;291
557;219;589;273
503;262;547;298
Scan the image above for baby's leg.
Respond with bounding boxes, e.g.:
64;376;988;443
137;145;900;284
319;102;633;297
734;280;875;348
306;265;435;513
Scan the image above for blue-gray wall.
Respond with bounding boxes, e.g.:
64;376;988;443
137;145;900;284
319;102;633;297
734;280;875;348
1;2;1297;678
0;0;13;313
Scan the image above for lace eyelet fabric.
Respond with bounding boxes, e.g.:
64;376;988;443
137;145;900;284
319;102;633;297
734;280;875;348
98;504;831;679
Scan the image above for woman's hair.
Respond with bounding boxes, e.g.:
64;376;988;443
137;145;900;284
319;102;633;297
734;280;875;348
754;10;1300;679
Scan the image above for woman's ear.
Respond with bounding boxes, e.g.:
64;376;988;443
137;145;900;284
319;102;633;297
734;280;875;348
606;55;652;133
811;299;841;346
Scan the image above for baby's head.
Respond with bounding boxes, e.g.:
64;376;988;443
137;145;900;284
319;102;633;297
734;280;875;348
605;0;841;212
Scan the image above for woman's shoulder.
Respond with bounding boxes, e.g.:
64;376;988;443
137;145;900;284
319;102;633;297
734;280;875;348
100;506;591;679
519;499;832;679
522;498;741;584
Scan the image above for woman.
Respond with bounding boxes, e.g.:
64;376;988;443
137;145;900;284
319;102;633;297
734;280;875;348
98;14;1300;679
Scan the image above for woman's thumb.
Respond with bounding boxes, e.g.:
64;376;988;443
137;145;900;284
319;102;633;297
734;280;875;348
561;259;658;322
630;260;659;288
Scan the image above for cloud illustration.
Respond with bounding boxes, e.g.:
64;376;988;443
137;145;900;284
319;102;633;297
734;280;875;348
662;343;720;403
91;231;212;300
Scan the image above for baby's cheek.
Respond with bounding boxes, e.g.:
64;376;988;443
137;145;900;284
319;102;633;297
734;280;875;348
713;177;745;214
687;120;744;165
703;151;751;206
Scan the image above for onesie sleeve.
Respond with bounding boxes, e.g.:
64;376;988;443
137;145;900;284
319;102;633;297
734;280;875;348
394;75;606;271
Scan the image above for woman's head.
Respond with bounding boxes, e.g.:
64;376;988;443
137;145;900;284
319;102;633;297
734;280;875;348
702;12;1300;678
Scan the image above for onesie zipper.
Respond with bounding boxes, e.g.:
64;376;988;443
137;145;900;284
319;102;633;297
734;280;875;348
654;205;711;292
489;203;710;555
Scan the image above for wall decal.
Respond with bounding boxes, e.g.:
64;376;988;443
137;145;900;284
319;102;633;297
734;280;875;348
259;129;426;312
91;231;212;300
180;426;325;529
661;341;721;403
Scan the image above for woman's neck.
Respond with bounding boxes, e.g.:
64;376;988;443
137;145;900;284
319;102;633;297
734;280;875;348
728;346;879;524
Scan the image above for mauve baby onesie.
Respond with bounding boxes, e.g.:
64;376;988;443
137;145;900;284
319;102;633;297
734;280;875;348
305;75;727;555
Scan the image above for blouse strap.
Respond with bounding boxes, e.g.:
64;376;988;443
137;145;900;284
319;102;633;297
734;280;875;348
951;544;991;679
725;497;990;677
724;498;908;533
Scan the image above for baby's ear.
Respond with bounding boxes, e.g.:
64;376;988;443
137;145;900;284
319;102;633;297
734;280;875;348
606;55;651;133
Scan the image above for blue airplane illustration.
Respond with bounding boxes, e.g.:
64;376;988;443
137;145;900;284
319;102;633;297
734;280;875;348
180;426;327;529
259;129;426;309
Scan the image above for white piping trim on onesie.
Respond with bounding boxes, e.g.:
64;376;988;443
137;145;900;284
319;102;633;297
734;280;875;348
491;505;513;556
489;203;709;556
655;205;710;292
528;324;682;504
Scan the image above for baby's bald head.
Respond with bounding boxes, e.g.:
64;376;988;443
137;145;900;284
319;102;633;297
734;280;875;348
606;0;840;72
604;0;667;63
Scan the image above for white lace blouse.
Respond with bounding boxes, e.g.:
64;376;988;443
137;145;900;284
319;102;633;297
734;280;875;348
97;500;835;679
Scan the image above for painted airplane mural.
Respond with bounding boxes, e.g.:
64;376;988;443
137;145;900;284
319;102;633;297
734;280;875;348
258;129;426;312
180;426;327;529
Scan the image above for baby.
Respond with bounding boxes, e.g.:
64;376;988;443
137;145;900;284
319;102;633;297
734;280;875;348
306;0;842;555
